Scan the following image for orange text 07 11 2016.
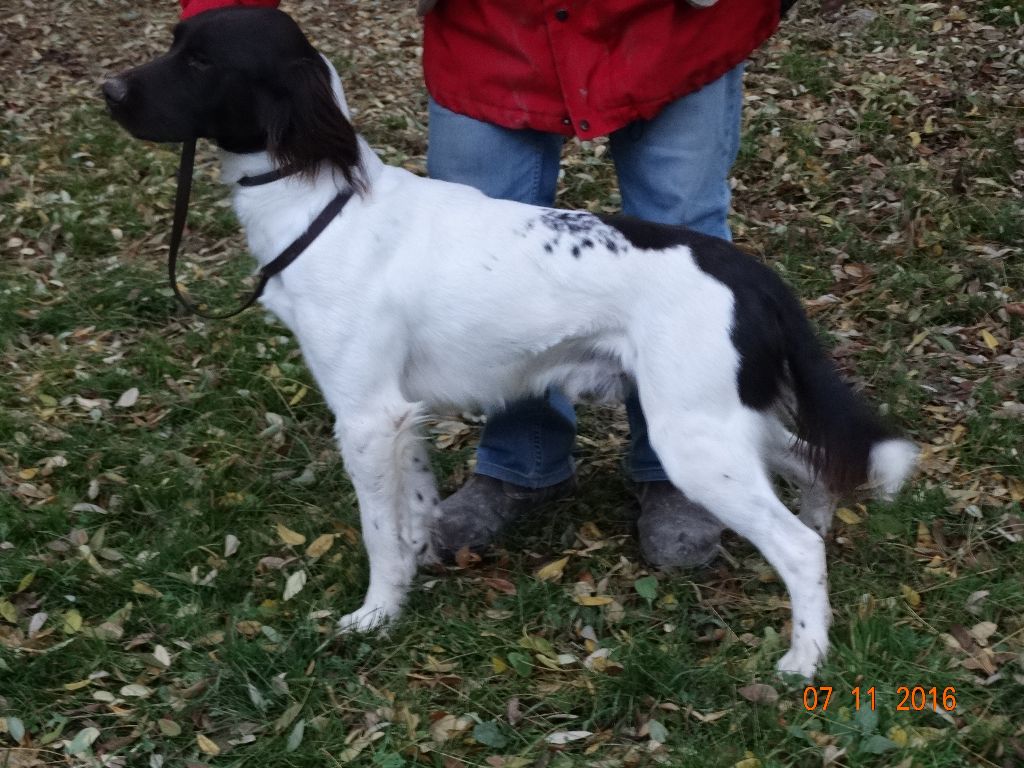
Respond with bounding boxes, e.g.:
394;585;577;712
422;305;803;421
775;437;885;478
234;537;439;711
802;686;957;713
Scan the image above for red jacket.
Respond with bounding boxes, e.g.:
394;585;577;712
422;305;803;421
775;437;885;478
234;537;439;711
424;0;778;139
180;0;779;139
180;0;272;18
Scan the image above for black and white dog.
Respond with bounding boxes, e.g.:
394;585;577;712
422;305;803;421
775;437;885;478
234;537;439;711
104;8;917;677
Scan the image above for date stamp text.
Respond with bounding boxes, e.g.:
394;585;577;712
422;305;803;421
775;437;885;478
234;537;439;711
802;686;957;712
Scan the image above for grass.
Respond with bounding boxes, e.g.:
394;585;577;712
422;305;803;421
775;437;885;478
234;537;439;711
2;1;1023;767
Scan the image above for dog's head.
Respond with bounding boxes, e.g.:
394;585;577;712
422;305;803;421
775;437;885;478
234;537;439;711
103;8;364;189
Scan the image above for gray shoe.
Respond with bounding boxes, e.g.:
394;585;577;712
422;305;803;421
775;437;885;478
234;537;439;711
433;474;577;561
636;481;724;568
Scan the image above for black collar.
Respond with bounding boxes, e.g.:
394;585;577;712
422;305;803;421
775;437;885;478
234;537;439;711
167;140;353;320
237;164;301;187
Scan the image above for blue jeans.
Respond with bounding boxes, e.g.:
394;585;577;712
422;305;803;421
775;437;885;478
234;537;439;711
426;63;745;487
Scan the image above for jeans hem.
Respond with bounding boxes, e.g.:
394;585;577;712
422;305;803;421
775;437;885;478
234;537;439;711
475;460;576;490
629;466;670;483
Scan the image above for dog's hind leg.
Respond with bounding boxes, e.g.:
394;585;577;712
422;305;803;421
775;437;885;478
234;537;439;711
334;398;428;633
763;421;837;538
643;408;831;678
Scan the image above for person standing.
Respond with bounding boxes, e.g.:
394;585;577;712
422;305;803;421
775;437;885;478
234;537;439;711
422;0;785;567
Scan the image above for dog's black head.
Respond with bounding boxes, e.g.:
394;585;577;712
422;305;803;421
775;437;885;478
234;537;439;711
104;8;364;189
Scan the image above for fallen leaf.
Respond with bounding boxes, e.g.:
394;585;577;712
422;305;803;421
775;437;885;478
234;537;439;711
603;599;625;623
158;719;181;737
4;718;25;745
482;577;517;595
582;647;619;674
236;620;262;637
196;734;220;756
900;584;921;608
506;698;522;727
285;719;305;752
120;684;152;698
454;546;481;568
28;612;47;638
289;386;308;406
473;721;508;750
283;570;307;601
688;708;729;723
544;730;592;745
574;594;614;606
738;683;780;705
181;629;217;649
224;534;240;557
115;388;139;408
0;601;17;623
634;575;658;601
132;580;163;598
277;523;306;547
274;702;302;733
835;507;862;525
153;644;172;667
964;590;989;616
430;714;473;744
423;654;457;673
980;329;999;351
247;683;268;711
647;719;668;744
305;533;335;559
969;621;997;646
66;727;100;755
535;556;569;582
91;621;124;642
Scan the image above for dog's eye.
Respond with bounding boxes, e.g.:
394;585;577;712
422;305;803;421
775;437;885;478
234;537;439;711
186;53;210;70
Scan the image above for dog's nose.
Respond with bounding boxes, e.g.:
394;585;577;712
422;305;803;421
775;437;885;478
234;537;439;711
102;77;129;105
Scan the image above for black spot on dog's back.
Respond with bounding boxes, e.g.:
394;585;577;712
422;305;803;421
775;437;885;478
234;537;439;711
534;209;627;257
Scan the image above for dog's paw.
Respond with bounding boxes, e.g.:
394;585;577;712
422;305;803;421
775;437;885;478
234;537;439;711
775;646;822;680
336;603;396;634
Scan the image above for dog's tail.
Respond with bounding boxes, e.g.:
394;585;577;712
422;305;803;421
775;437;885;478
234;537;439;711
776;291;917;498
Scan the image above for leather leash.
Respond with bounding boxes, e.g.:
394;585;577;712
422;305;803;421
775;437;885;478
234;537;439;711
167;138;353;319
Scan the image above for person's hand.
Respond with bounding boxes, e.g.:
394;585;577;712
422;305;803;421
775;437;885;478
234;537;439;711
417;0;437;17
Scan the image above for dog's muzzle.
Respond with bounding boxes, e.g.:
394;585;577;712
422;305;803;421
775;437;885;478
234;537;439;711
102;77;129;106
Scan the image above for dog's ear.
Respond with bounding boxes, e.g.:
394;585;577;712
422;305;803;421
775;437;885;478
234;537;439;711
262;56;366;193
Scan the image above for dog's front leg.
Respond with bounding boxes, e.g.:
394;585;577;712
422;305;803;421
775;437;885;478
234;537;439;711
334;404;423;633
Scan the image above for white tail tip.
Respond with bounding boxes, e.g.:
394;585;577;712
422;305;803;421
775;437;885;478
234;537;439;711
868;439;919;498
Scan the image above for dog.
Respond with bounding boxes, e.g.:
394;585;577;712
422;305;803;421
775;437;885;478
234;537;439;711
104;7;917;678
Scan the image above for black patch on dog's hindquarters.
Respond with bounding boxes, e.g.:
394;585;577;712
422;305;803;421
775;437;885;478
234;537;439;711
598;214;787;411
597;213;896;495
